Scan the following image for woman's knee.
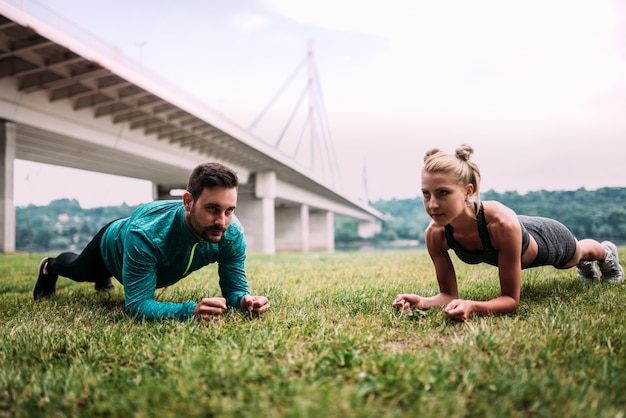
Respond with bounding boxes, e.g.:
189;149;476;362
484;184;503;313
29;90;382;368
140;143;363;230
560;243;589;269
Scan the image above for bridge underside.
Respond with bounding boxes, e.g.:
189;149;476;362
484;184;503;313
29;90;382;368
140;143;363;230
0;3;382;254
0;119;380;254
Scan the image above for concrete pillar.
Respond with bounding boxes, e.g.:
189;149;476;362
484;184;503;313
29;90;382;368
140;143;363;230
300;204;310;252
358;219;381;238
153;183;166;200
276;204;309;252
236;171;276;254
153;183;186;201
258;196;276;254
0;121;16;253
310;210;334;252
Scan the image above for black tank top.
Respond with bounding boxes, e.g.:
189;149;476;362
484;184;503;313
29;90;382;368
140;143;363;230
444;203;530;267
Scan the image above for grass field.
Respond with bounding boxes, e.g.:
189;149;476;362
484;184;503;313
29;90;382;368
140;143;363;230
1;250;625;417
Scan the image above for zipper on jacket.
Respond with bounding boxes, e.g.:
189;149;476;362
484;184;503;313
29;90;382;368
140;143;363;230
182;241;199;277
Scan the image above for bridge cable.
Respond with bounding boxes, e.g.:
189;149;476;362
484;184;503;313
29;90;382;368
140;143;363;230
275;84;309;148
248;57;307;131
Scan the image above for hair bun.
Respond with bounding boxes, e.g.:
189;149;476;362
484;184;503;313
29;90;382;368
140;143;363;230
455;144;474;162
424;148;442;163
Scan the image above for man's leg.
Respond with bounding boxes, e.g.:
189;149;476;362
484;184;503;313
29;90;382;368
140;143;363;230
33;222;115;300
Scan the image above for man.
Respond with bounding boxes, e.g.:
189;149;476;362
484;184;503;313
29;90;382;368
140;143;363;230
33;162;270;321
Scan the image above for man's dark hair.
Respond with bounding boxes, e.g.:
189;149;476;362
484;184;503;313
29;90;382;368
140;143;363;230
187;162;239;199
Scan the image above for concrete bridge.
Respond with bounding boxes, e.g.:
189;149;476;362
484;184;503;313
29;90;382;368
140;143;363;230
0;0;383;254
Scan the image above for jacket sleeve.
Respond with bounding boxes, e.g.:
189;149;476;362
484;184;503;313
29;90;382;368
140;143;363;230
217;231;249;309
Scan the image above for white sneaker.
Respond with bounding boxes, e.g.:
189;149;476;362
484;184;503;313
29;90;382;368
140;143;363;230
597;241;624;283
576;261;599;282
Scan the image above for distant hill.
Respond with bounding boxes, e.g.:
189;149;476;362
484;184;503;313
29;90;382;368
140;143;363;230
16;198;138;252
336;187;626;246
15;187;626;252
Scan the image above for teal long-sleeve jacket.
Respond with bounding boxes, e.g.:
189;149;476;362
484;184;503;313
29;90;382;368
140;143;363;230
100;200;249;321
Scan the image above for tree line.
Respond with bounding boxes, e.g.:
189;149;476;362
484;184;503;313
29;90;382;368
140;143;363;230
14;187;626;253
16;199;138;253
336;187;626;247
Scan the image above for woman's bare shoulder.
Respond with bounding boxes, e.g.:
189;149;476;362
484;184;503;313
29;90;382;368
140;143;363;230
482;200;522;243
482;200;518;221
425;221;448;251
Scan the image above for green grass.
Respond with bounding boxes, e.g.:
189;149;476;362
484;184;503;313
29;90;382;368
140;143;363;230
1;250;625;417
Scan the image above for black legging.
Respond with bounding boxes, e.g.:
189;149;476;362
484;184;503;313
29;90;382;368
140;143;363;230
47;220;117;283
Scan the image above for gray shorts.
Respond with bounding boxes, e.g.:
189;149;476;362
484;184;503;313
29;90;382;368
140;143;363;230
519;216;577;269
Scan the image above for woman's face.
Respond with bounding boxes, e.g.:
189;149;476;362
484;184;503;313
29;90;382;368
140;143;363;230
421;171;472;226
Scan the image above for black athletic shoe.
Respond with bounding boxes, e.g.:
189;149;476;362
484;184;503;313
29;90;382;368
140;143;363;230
33;257;58;301
94;277;115;293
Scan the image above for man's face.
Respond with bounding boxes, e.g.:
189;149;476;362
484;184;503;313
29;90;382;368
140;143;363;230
183;187;237;243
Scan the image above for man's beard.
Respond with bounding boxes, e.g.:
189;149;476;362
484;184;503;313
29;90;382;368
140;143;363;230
202;225;226;242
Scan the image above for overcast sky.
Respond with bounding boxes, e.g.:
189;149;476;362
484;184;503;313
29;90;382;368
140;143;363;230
14;0;626;207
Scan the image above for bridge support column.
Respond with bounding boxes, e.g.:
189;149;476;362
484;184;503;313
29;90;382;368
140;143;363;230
0;121;16;253
310;210;334;252
358;219;381;238
276;204;310;252
236;171;276;254
153;184;186;201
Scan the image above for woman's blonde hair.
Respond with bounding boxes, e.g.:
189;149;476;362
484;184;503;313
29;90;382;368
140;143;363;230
423;144;481;209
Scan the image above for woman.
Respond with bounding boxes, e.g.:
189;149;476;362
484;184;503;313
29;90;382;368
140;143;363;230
392;144;623;320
